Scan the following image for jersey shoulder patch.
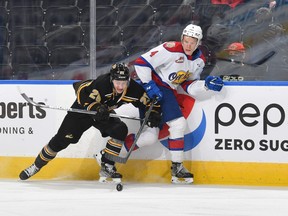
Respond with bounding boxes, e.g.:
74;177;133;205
163;41;183;53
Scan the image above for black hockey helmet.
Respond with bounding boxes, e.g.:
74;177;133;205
110;63;130;81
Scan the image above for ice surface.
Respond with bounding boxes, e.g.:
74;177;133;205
0;180;287;216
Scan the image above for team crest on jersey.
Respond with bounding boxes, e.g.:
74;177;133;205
175;56;184;63
169;70;191;84
165;42;176;48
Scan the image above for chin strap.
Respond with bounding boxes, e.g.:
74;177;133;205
112;87;128;103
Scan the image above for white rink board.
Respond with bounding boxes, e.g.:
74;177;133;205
1;81;288;164
193;84;288;163
0;83;77;156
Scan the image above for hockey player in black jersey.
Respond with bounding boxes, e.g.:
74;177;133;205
19;63;161;183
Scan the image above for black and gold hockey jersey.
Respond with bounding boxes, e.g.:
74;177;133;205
73;73;154;113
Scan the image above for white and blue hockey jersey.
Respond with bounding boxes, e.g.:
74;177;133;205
134;41;206;94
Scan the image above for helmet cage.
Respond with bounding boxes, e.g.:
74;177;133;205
110;63;130;82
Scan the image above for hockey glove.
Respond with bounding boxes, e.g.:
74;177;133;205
143;80;163;102
92;103;110;121
146;111;162;128
205;76;224;92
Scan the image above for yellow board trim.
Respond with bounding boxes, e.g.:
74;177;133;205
1;156;288;186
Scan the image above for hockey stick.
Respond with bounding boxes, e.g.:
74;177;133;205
104;98;157;164
217;50;275;67
20;92;141;121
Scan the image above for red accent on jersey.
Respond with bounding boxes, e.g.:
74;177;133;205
152;73;172;89
159;123;170;139
175;56;184;63
134;57;146;65
150;51;158;57
199;51;206;63
181;80;193;92
163;42;183;53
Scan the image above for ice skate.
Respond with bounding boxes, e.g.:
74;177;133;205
19;163;40;180
99;162;122;183
93;151;122;183
171;162;193;184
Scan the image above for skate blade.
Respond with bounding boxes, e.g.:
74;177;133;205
171;176;193;184
99;176;121;184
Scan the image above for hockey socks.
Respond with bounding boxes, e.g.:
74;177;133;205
35;144;57;168
102;138;124;165
19;144;57;180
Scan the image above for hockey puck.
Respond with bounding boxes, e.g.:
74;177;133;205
116;183;123;191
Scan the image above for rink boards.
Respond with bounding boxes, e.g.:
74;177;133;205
1;80;288;186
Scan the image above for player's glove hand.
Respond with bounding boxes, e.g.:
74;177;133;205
92;103;110;121
143;80;163;102
146;111;162;128
205;76;224;92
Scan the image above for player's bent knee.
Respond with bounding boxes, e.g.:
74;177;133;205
167;117;187;138
143;127;159;144
137;127;159;148
48;135;78;152
110;122;128;141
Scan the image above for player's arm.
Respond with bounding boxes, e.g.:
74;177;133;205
134;58;163;102
181;58;223;96
134;44;169;83
138;99;161;128
73;80;109;120
181;76;224;98
131;84;162;128
74;80;98;107
134;44;173;102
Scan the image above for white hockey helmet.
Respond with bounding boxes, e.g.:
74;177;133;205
181;24;203;48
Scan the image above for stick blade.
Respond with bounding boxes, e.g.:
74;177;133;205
253;50;276;65
20;93;39;106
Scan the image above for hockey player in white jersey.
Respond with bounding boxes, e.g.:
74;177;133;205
129;24;224;183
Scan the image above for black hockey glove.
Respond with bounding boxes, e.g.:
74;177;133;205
92;103;110;121
146;111;161;128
